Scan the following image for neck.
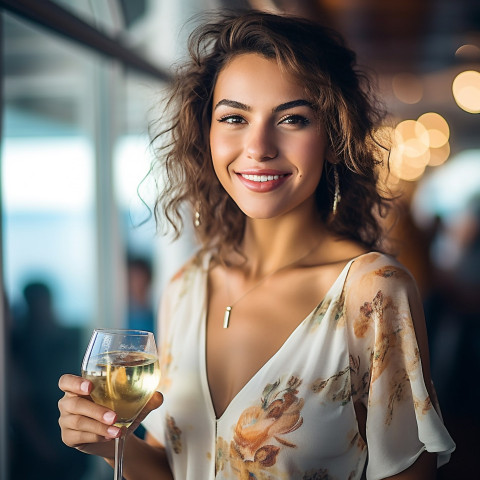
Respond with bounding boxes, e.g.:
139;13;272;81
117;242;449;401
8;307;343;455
238;210;326;279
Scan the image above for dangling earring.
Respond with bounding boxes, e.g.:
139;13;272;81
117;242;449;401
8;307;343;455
194;202;201;227
332;164;341;215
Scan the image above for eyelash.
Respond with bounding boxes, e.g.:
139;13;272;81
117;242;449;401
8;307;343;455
218;114;245;124
217;114;310;126
278;114;310;126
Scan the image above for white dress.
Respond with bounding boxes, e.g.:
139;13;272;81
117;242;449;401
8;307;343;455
143;251;455;479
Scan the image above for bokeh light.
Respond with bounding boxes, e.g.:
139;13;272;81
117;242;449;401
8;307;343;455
455;44;480;60
417;112;450;148
385;112;451;182
452;70;480;113
428;142;451;167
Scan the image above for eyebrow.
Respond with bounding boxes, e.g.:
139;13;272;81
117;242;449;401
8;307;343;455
273;99;313;112
213;98;313;112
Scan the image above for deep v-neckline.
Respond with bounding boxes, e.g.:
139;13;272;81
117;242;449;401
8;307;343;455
199;253;362;421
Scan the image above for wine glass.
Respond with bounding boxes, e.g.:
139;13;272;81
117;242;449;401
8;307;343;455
81;329;160;480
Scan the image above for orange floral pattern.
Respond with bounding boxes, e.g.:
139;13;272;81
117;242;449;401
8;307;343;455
310;299;331;329
159;343;173;392
311;365;351;405
349;354;370;401
216;437;230;474
219;376;305;478
166;414;182;454
351;265;431;425
414;395;433;415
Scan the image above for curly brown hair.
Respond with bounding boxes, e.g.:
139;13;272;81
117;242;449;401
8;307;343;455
150;10;391;257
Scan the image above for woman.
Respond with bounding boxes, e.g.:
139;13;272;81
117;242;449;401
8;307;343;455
58;11;455;479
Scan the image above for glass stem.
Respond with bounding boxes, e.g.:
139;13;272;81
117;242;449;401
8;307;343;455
114;434;126;480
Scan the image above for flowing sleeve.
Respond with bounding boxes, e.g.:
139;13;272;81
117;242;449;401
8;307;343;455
141;257;193;444
345;253;456;480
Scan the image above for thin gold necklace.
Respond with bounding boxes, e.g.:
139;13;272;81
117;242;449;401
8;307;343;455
223;242;320;329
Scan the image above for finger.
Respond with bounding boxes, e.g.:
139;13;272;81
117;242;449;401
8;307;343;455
62;426;114;447
58;374;92;396
145;391;164;411
58;395;118;426
60;413;121;443
141;391;164;418
134;392;164;424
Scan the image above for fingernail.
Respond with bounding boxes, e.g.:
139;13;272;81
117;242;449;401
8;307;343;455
103;411;116;423
107;426;120;437
80;381;90;393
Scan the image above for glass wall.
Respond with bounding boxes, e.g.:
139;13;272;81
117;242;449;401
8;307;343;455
1;8;177;479
3;13;97;478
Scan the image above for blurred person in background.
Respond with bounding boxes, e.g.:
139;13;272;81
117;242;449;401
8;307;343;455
423;194;480;477
10;281;86;479
58;10;455;479
126;255;155;334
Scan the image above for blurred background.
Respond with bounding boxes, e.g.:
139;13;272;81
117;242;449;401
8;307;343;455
0;0;478;478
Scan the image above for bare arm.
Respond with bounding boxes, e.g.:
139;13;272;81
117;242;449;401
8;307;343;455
104;433;173;480
58;374;173;480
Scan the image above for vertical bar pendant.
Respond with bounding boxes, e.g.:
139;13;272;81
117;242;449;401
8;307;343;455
223;306;232;329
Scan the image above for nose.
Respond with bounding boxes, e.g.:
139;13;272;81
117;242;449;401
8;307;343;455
245;123;278;161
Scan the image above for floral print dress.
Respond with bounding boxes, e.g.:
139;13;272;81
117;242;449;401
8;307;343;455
142;252;455;479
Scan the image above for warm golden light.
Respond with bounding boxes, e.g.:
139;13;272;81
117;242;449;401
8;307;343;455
428;142;450;167
382;111;452;183
389;120;428;182
417;112;450;148
402;139;431;165
394;120;429;159
452;70;480;113
394;120;427;145
389;145;426;181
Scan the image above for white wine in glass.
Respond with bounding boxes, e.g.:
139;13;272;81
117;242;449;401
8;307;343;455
82;329;160;480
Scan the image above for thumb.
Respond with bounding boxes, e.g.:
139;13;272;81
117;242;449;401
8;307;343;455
147;391;164;411
134;391;164;425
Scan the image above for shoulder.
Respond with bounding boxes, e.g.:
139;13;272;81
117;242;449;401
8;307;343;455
160;250;208;305
343;252;422;325
169;249;207;284
344;252;425;340
159;250;208;319
346;251;417;295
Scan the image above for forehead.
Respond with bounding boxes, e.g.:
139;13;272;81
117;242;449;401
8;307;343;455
213;53;305;104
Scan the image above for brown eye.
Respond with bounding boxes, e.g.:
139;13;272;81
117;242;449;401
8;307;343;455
279;114;310;126
218;115;246;124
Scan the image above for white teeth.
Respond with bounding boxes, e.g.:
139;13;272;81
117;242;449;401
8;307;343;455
241;174;285;182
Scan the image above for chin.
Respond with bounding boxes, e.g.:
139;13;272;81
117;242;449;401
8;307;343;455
237;199;310;221
239;207;286;220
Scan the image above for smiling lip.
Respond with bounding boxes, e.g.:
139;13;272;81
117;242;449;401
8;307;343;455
236;170;291;192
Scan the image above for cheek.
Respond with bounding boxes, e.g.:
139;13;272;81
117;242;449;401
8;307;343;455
210;130;241;171
292;140;326;179
210;136;232;185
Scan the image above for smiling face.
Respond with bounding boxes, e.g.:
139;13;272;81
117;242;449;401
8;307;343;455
210;53;329;221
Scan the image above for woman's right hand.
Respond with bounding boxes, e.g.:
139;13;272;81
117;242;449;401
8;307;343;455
58;374;163;458
58;374;121;458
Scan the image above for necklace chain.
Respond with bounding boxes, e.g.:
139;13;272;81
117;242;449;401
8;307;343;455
223;242;320;328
